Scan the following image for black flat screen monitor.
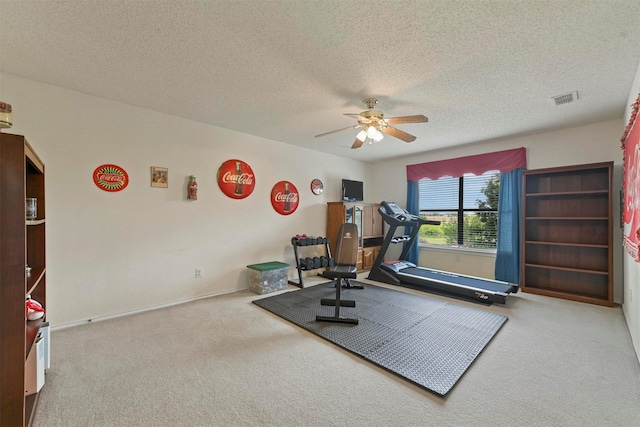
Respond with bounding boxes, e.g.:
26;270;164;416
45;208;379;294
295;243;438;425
342;179;364;202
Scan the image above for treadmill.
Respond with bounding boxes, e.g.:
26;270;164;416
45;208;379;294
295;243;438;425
367;201;518;304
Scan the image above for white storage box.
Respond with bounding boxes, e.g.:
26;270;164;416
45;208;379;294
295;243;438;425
25;332;45;396
247;261;289;294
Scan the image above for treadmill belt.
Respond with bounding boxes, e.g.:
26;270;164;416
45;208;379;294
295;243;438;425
399;267;513;293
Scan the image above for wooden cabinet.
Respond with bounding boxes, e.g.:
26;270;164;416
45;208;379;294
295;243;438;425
362;246;380;270
1;133;47;426
521;162;613;306
327;202;384;272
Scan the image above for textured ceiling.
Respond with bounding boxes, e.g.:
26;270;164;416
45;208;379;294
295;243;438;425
2;1;640;163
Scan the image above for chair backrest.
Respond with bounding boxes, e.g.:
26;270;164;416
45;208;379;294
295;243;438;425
333;222;359;267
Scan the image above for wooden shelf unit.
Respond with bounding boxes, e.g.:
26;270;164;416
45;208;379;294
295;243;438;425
327;202;384;271
521;162;613;306
1;133;47;426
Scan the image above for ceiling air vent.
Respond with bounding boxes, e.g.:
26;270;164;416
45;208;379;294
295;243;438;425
552;91;578;106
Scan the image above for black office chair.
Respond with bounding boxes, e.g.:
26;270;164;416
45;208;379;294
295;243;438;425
316;222;359;325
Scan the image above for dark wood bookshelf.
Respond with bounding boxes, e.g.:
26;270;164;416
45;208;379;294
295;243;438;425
521;162;613;306
0;133;47;426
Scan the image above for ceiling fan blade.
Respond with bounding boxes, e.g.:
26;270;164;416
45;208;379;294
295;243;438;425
385;115;428;124
381;126;417;142
315;124;360;138
343;113;373;124
351;138;364;149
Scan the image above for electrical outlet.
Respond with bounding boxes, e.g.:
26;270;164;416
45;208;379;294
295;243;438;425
195;268;203;279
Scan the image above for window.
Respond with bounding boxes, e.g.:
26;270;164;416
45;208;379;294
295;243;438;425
418;171;500;250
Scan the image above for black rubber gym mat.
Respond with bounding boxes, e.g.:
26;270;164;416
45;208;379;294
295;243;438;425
252;281;508;396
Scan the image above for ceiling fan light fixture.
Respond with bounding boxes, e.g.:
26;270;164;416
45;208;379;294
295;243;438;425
372;128;384;142
315;98;427;149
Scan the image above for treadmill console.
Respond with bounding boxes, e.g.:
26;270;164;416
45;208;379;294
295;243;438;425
381;201;406;216
380;201;421;223
380;201;441;226
380;201;412;221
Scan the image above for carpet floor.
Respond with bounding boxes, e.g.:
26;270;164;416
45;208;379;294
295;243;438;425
253;281;508;396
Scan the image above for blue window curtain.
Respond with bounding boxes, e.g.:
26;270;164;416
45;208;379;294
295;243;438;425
406;180;420;264
494;168;524;284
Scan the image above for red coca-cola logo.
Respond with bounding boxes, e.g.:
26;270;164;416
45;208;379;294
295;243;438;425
271;181;299;215
217;159;255;199
93;164;129;192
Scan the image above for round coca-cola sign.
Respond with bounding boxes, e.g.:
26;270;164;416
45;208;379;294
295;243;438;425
93;164;129;192
271;181;299;215
217;159;255;199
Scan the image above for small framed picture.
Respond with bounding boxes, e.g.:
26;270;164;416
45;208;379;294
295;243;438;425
151;166;168;188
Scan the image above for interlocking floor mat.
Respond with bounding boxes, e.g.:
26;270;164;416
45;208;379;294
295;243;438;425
252;281;508;396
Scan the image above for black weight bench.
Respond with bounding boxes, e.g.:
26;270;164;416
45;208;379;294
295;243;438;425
316;222;359;325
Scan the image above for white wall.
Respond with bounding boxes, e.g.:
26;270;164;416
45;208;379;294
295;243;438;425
622;62;640;362
369;119;625;301
2;73;368;327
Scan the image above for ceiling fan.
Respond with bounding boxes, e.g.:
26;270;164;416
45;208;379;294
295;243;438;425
315;98;428;149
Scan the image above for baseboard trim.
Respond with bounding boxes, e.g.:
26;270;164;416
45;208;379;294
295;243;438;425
51;287;245;331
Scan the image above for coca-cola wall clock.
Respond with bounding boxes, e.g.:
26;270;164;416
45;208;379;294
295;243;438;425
217;159;255;199
310;178;324;195
271;181;299;215
93;164;129;192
